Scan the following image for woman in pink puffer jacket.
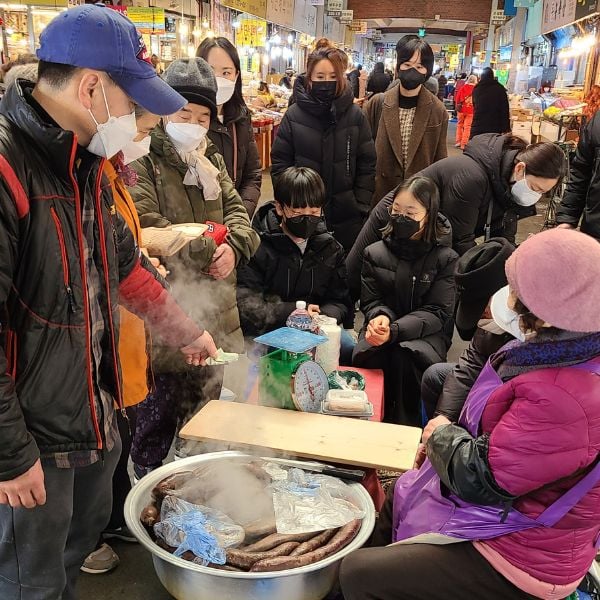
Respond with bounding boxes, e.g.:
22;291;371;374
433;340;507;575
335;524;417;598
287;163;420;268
341;228;600;600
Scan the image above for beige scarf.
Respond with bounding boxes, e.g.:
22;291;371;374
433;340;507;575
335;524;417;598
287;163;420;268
177;138;221;201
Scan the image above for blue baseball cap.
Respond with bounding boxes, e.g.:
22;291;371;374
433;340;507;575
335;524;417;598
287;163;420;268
37;4;186;116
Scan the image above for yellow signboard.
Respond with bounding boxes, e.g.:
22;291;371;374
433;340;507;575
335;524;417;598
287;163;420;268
236;18;267;48
220;0;267;19
447;44;459;54
126;7;165;34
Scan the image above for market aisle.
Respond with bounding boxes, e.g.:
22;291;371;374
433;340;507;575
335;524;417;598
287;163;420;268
79;118;550;600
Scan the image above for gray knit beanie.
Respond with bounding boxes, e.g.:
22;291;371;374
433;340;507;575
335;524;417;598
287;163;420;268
162;58;217;117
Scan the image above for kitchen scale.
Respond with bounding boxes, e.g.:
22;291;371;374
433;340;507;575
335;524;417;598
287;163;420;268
254;327;329;412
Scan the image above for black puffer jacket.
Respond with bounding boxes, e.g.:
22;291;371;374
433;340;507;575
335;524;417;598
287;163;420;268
346;213;453;302
355;237;458;370
434;327;513;420
208;109;262;218
237;203;352;336
556;111;600;239
470;79;511;138
271;75;376;252
367;69;391;95
346;134;526;290
0;83;199;480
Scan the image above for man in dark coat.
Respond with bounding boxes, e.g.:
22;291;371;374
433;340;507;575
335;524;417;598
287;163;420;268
271;73;376;252
470;67;510;138
556;111;600;239
347;65;361;98
367;62;392;95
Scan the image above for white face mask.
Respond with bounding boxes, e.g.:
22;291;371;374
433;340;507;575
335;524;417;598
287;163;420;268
165;121;208;153
87;80;137;159
490;285;526;342
215;76;236;106
512;168;542;207
122;136;152;165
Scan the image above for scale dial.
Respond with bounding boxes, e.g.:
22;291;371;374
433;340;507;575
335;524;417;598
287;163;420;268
291;361;329;413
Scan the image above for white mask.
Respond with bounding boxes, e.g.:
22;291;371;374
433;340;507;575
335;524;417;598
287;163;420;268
122;136;152;165
165;121;208;153
215;76;236;106
490;285;526;342
511;168;542;207
87;80;137;159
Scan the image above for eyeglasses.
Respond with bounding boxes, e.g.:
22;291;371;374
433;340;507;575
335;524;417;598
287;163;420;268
388;205;425;220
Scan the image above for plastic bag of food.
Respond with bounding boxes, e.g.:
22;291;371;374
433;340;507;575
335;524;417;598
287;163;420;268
327;370;365;391
271;468;365;534
154;496;245;565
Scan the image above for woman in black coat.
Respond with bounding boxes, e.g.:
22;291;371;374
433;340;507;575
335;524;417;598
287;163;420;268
470;67;511;139
346;134;567;299
197;37;262;218
271;46;376;252
353;176;458;425
367;62;392;95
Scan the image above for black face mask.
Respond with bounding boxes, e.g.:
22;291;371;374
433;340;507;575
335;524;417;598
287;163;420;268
390;214;421;239
399;68;428;91
311;81;337;104
285;215;323;239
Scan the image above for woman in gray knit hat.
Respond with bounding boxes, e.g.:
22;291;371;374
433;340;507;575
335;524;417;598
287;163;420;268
128;57;260;477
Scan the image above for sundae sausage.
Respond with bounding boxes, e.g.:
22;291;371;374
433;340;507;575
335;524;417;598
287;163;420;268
152;471;194;501
250;519;362;572
208;563;244;572
242;531;317;553
226;542;301;570
289;529;338;556
243;517;277;541
140;504;160;528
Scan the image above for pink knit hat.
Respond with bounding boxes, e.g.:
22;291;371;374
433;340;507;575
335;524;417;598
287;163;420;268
505;229;600;332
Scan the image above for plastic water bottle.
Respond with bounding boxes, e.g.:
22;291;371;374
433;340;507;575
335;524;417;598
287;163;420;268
286;301;315;332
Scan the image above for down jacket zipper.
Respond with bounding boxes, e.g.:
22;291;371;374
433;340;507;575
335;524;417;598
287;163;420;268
50;206;75;313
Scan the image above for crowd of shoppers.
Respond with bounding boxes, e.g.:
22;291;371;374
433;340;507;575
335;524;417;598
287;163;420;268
1;7;598;599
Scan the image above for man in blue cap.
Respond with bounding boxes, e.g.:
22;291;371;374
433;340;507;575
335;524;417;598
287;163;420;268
0;5;219;598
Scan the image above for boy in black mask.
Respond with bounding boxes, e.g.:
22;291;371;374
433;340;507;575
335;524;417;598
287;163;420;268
237;167;353;343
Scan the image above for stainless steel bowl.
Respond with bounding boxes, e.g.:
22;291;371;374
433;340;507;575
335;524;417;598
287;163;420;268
125;451;375;600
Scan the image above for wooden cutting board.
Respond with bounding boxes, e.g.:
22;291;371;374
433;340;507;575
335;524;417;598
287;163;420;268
180;400;422;472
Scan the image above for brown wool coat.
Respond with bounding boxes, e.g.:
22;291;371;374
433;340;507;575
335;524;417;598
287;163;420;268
365;84;449;206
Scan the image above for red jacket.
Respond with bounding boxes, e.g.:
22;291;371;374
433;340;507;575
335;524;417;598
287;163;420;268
456;83;475;115
481;358;600;584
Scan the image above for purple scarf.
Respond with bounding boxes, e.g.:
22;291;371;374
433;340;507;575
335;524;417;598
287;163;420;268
492;330;600;381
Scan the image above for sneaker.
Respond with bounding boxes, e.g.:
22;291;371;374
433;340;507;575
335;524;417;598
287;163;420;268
133;462;161;483
102;525;138;543
454;143;461;148
80;544;119;574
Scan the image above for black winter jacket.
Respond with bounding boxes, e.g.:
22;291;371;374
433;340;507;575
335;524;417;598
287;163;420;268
367;71;391;95
356;237;458;370
470;79;511;139
347;69;360;98
208;109;262;218
0;83;198;480
434;327;513;420
346;212;453;302
270;75;376;252
237;203;352;336
556;111;600;239
346;134;526;291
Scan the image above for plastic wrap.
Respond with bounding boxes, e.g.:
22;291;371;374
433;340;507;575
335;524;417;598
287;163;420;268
271;468;365;534
154;496;245;565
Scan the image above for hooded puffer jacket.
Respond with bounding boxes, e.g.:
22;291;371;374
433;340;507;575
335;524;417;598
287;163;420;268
270;75;376;252
236;203;352;336
478;358;600;585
